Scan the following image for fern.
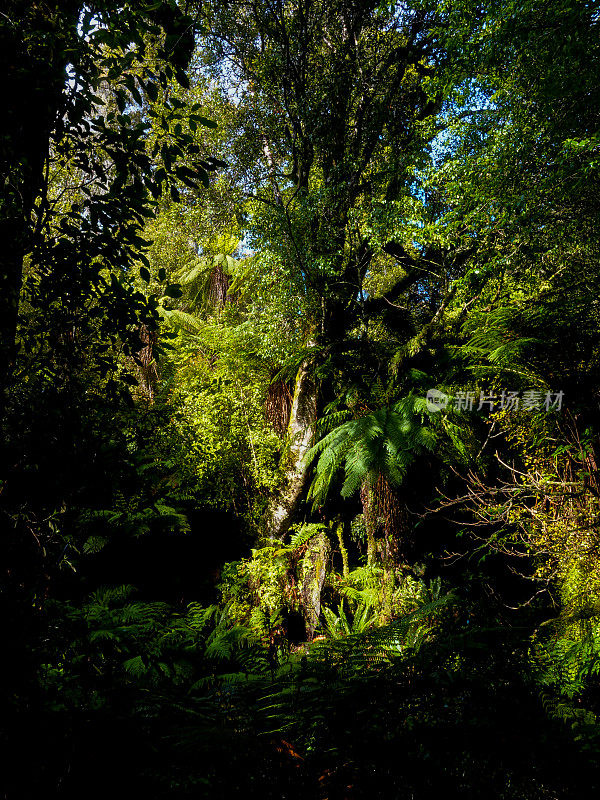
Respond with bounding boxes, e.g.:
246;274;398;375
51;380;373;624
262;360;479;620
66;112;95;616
460;306;543;384
305;395;437;503
82;535;109;554
309;592;457;673
288;522;327;550
322;600;376;639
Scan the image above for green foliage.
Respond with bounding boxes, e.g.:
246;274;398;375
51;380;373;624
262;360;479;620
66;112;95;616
217;547;296;640
287;522;328;551
322;600;376;639
159;323;284;520
5;1;600;798
306;396;437;503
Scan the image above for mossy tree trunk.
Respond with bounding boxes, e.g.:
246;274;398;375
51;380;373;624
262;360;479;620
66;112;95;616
360;475;412;621
335;518;350;579
300;530;331;640
267;357;317;539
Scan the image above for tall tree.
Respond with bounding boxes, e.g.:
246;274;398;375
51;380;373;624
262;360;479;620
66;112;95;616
202;0;478;536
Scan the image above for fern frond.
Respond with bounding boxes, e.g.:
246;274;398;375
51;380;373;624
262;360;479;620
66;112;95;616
306;395;438;504
288;523;328;550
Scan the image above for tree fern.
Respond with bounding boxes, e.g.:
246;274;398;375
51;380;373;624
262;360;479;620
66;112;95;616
305;395;437;504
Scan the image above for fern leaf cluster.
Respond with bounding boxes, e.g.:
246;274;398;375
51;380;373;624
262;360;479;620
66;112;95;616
305;395;437;504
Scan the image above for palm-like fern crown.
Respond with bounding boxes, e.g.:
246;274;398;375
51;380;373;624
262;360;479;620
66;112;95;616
306;396;437;504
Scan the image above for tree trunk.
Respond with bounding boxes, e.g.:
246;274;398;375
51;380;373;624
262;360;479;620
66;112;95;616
267;357;317;539
300;530;331;640
360;480;378;566
360;475;410;621
0;1;80;406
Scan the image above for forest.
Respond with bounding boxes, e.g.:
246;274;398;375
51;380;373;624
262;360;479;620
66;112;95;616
1;0;600;797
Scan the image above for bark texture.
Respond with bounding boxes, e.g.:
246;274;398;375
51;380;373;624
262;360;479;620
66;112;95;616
267;359;317;539
300;530;331;640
